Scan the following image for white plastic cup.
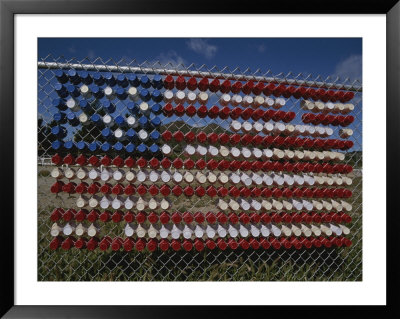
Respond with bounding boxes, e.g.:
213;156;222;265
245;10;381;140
163;90;174;103
220;94;231;106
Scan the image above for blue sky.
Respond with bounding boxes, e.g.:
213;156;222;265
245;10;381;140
38;38;362;82
38;38;362;151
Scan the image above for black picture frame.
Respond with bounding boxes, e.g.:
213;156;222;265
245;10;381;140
1;0;399;317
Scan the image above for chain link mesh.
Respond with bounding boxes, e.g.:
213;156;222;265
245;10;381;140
38;55;362;281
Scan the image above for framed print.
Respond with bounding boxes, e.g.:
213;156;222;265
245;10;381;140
1;0;399;317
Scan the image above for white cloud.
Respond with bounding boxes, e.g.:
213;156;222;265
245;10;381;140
186;38;217;59
332;55;362;81
68;46;76;54
257;44;266;53
87;50;95;60
155;50;186;67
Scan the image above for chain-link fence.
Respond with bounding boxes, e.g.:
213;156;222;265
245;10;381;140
38;55;362;281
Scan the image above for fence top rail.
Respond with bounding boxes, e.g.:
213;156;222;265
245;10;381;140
37;61;362;92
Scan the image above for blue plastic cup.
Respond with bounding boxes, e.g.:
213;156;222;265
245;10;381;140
51;126;67;138
113;142;124;151
67;69;81;85
137;143;148;154
101;142;111;152
126;128;138;142
149;144;160;155
102;100;116;114
116;74;129;88
53;112;67;124
104;73;116;87
52;98;67;111
139;89;150;101
66;84;80;98
51;140;62;150
64;140;75;151
76;141;87;151
54;84;68;98
79;100;92;113
151;90;163;103
55;69;68;84
151;103;162;115
140;75;151;88
92;86;105;99
116;87;128;100
151;116;161;127
125;143;135;153
152;74;163;89
90;114;102;126
101;127;113;140
149;130;160;141
88;141;100;152
138;116;149;129
67;113;79;126
79;71;93;85
127;74;140;87
114;115;126;128
127;102;139;114
93;73;105;86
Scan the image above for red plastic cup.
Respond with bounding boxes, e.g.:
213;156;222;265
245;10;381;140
99;236;112;251
111;237;123;251
206;212;217;224
124;211;135;223
217;212;228;224
112;211;123;223
184;159;195;170
135;238;146;251
123;238;134;251
171;239;181;251
187;77;197;91
164;75;174;89
136;184;147;196
183;211;194;224
209;78;221;92
61;237;75;250
208;105;220;119
99;210;110;222
49;236;62;250
228;238;239;250
163;103;174;117
217;238;228;250
280;238;292;249
148;185;159;196
63;208;76;222
194;239;205;252
50;181;64;193
263;83;276;96
228;213;239;224
159;212;170;224
75;209;87;222
159;239;170;251
206;239;216;250
219;106;231;119
51;153;62;165
124;184;135;196
148;212;159;224
171;212;182;224
198;78;209;92
175;76;186;90
147;239;158;252
195;186;205;197
239;212;250;224
149;158;160;169
194;212;205;224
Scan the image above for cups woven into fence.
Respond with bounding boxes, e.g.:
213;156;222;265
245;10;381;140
38;55;362;281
